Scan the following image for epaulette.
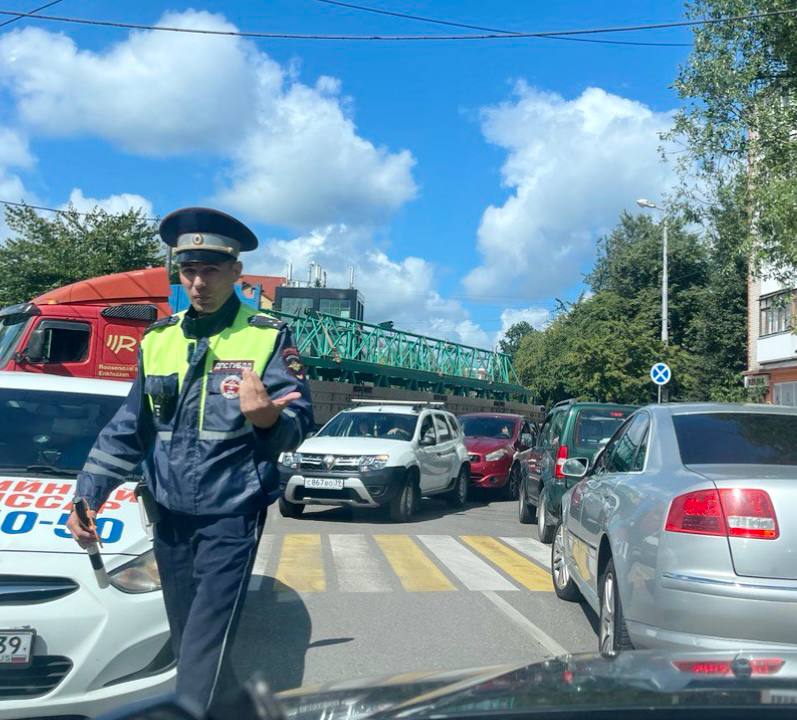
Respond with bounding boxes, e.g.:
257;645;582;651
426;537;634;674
248;314;284;330
144;315;179;335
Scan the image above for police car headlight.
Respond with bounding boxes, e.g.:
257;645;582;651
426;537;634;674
359;455;390;473
280;452;302;470
485;448;509;462
109;549;162;593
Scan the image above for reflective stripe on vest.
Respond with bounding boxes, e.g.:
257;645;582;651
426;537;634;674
140;304;279;433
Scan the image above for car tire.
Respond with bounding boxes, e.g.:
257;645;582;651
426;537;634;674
551;523;581;602
599;558;634;653
536;490;556;544
518;482;535;524
446;465;469;508
389;477;417;523
279;496;304;519
504;464;521;501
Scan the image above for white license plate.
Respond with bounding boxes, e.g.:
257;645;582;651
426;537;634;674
305;478;345;490
0;630;34;667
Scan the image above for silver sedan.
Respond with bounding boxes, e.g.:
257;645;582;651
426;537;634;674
551;403;797;653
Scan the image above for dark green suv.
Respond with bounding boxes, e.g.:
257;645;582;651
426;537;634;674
517;400;636;542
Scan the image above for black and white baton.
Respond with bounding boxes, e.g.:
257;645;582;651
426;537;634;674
75;498;110;589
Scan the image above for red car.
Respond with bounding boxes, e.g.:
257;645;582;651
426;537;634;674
459;413;536;499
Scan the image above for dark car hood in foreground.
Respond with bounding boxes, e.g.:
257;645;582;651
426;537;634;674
276;650;797;719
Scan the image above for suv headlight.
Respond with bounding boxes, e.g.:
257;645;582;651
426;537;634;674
485;448;509;462
359;455;390;473
109;549;161;593
280;452;302;470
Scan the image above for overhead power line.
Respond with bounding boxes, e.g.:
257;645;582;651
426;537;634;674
0;7;795;42
312;0;692;47
0;199;158;222
0;0;62;29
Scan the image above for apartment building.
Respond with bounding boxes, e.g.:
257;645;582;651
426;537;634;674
746;272;797;405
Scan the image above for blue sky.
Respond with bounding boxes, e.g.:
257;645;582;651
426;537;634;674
0;0;692;346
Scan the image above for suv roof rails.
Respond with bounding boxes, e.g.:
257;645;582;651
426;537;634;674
350;399;446;406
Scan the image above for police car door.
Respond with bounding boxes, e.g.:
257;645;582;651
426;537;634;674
415;412;448;492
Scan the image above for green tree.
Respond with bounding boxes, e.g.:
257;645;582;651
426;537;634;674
669;0;797;277
499;321;535;358
0;204;163;305
515;210;748;405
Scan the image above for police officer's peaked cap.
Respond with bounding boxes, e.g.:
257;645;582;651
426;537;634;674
159;207;258;264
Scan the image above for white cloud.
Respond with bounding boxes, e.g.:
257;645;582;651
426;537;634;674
0;126;35;241
0;13;416;229
61;188;154;217
248;224;490;348
499;306;551;333
464;84;675;299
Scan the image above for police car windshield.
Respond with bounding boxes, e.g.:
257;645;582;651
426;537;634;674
0;388;126;475
317;411;418;440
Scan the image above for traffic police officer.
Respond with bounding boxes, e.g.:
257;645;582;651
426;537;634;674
68;207;314;710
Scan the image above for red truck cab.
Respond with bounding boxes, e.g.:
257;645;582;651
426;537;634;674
0;268;170;380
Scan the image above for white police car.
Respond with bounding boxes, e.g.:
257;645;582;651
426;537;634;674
279;401;471;522
0;372;173;719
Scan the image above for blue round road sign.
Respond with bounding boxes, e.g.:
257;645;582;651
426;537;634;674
650;362;671;386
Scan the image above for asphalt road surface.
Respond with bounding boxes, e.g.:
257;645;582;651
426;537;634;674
231;491;598;693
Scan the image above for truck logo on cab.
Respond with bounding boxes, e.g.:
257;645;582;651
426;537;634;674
106;334;138;354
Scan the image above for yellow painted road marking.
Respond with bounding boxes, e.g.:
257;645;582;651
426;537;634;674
460;536;553;592
276;534;325;592
375;535;455;591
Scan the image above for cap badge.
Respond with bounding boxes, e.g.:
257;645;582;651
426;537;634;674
192;234;203;245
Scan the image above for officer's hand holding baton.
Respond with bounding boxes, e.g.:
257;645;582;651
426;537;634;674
67;499;110;588
239;370;301;429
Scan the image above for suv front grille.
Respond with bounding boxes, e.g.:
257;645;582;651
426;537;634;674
0;655;72;699
0;575;79;605
299;454;361;471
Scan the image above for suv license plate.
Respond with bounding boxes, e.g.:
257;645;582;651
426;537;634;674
0;630;35;667
305;478;345;490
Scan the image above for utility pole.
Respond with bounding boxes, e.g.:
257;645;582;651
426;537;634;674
637;199;669;401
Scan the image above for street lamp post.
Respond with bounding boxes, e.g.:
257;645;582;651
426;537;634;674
637;198;669;400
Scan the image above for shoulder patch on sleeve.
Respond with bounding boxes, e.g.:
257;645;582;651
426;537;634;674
144;315;179;335
248;314;284;330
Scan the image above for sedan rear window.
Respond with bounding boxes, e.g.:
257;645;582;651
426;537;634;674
673;413;797;466
573;408;631;448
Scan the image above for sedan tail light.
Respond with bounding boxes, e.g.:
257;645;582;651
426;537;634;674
665;488;779;540
554;445;568;480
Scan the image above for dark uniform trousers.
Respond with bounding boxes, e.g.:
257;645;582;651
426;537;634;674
153;505;267;708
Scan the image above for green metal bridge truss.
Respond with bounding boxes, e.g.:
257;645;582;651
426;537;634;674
266;309;531;402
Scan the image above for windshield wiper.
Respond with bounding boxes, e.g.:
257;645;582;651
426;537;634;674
0;464;78;477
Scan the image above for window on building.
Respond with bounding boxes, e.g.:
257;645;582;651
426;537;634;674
319;298;351;318
759;291;795;336
774;381;797;407
280;297;314;317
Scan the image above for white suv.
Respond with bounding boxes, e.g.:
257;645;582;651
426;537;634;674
278;402;471;522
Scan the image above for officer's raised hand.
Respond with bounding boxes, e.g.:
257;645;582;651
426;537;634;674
239;369;301;428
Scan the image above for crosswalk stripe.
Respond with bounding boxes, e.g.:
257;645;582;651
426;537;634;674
276;534;326;592
330;534;393;592
460;536;553;592
374;535;455;592
417;535;518;591
248;534;275;591
500;536;552;570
